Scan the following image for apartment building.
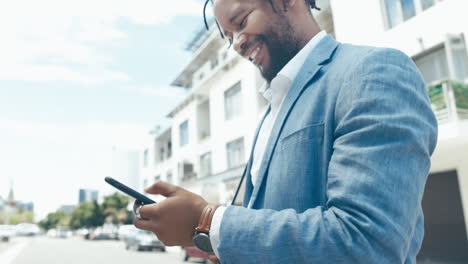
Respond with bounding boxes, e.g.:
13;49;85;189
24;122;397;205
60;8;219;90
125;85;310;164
141;0;467;262
331;0;468;262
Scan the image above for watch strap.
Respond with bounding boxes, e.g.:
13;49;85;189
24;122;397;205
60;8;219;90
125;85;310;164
196;204;219;233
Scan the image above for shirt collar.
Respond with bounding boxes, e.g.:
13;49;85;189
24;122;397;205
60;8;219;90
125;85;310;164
278;30;327;81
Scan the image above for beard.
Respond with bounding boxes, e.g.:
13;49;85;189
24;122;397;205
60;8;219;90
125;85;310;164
257;20;301;83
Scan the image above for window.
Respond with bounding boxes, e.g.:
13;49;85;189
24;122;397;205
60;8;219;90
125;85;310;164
226;137;245;169
384;0;403;28
224;81;242;120
413;35;468;84
143;149;148;168
166;172;173;184
413;46;449;84
210;56;219;69
421;0;435;10
167;141;172;158
179;162;195;182
159;147;164;162
383;0;442;29
179;120;189;146
401;0;416;20
200;152;212;178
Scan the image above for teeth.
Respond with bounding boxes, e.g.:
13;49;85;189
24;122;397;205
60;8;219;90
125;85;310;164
249;46;261;62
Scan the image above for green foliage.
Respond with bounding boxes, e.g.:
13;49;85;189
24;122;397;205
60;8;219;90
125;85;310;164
38;211;67;230
8;211;34;225
39;192;133;230
101;192;131;225
69;201;105;229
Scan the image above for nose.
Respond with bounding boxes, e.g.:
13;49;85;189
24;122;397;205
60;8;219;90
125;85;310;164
233;33;248;56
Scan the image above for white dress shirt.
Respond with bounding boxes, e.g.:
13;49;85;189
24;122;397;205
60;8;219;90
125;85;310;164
210;31;327;257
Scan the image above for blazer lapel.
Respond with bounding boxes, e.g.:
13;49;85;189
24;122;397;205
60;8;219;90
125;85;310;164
249;35;340;208
241;106;271;207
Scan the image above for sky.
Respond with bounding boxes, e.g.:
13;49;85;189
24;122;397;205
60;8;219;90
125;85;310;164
0;0;213;221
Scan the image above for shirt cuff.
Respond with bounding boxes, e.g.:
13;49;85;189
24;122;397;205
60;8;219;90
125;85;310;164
209;205;227;258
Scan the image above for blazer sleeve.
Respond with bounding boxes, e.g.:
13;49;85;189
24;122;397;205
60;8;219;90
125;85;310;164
216;48;438;264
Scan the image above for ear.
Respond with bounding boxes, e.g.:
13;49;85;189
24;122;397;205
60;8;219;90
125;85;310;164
283;0;299;12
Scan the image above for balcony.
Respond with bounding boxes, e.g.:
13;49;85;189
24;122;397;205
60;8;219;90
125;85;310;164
428;80;468;124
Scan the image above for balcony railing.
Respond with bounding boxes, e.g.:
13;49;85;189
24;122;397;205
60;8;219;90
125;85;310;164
428;80;468;124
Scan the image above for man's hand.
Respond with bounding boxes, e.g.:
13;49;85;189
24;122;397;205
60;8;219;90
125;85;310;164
207;254;220;263
134;181;208;247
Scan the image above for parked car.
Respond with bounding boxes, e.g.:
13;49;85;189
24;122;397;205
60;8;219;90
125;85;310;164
56;226;72;238
124;229;165;252
183;246;210;263
0;225;15;242
16;223;40;236
117;224;135;240
89;225;118;240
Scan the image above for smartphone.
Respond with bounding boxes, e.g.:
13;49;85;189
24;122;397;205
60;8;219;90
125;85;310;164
104;176;156;204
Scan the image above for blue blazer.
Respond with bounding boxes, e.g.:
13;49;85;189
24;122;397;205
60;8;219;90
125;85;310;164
217;35;438;263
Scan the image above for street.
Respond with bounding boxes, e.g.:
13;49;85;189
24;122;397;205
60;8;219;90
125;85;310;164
0;236;202;264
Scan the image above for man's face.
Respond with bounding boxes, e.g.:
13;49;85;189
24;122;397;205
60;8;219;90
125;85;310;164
213;0;301;82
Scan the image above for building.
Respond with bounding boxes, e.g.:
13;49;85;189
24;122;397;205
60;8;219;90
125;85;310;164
0;185;34;224
16;201;34;212
112;147;140;190
331;0;468;262
141;0;467;262
78;189;98;204
58;205;76;215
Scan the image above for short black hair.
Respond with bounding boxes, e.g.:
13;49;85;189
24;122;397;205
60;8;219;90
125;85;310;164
203;0;320;39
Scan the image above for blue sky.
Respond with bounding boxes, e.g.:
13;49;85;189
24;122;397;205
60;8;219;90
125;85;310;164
0;0;210;220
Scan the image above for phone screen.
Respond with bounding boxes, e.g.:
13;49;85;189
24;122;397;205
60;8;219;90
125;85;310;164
104;177;156;204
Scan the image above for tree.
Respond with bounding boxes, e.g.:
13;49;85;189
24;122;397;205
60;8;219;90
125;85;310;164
69;201;104;229
38;211;67;230
101;192;132;225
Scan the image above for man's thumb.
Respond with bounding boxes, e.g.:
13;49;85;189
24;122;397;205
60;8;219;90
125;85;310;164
144;181;178;197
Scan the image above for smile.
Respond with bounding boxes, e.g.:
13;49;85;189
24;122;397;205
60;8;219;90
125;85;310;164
248;42;263;66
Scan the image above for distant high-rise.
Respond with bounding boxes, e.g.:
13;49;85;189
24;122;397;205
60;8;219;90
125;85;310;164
16;201;34;212
111;147;140;190
58;205;76;214
79;189;98;203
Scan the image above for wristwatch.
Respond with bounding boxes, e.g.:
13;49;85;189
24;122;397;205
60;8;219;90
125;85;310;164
192;203;219;253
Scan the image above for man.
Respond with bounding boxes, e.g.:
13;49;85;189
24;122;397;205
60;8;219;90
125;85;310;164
134;0;438;263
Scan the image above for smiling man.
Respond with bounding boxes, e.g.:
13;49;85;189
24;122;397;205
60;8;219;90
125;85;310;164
133;0;438;263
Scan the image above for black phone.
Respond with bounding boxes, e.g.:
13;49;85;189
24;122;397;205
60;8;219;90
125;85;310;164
104;176;156;204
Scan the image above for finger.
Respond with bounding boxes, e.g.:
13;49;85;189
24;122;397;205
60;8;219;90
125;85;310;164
133;200;143;212
133;218;157;231
145;181;179;197
139;203;160;219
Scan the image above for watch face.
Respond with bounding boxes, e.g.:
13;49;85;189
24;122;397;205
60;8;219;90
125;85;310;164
192;233;213;253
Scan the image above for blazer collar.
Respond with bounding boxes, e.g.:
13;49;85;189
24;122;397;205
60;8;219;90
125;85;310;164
248;34;340;208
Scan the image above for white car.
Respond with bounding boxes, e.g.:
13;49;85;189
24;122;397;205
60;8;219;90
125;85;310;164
0;225;15;242
118;225;136;240
16;223;41;236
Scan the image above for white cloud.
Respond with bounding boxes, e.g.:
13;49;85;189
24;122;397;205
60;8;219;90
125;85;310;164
0;0;201;82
